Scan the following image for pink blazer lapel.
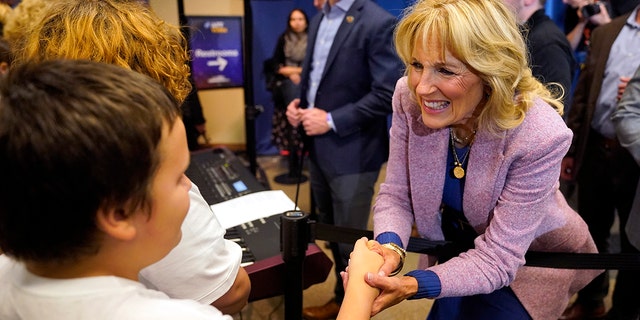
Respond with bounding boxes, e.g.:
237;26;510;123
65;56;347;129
464;130;507;231
406;120;448;239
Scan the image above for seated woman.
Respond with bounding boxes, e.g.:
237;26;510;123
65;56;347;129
267;8;308;156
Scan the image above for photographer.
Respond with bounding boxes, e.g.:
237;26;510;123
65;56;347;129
563;0;612;53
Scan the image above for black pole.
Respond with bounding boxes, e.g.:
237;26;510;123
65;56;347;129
281;210;310;320
177;0;186;26
179;0;259;175
243;0;259;176
274;126;308;185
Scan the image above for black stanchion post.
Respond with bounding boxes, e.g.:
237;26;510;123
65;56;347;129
281;210;310;320
274;126;308;184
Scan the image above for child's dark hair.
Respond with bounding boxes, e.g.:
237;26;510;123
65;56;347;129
0;59;181;264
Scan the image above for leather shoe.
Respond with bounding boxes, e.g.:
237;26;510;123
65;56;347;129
303;299;341;320
560;301;606;320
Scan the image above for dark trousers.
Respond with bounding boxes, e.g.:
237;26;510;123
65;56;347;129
576;130;640;318
308;159;379;303
427;287;531;320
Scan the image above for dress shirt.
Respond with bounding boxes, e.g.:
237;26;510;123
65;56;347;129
612;65;640;251
306;0;355;109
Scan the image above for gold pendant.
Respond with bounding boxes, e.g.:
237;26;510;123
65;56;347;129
452;165;465;179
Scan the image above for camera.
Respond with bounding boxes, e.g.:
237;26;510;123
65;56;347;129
581;3;602;19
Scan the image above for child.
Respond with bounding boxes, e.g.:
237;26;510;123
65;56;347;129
0;59;232;320
337;237;385;320
5;0;250;312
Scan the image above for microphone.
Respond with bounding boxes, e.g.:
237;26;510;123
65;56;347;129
287;94;310;212
292;124;309;212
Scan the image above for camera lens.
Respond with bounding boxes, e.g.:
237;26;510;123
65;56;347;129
581;3;601;19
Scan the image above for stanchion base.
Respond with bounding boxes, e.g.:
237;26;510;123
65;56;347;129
274;173;308;185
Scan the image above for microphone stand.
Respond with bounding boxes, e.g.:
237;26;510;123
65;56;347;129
274;124;308;185
281;210;310;320
281;131;313;319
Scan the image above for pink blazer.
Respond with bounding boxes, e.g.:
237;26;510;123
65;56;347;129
373;77;601;320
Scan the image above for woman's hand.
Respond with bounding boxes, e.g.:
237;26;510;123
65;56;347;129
364;273;419;316
289;73;301;85
378;243;403;276
278;66;302;79
278;66;302;84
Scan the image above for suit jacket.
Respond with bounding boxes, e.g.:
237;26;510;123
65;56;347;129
374;78;600;320
612;64;640;250
525;9;576;108
565;12;632;176
299;0;403;177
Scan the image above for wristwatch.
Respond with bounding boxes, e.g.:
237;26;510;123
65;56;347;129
382;242;406;276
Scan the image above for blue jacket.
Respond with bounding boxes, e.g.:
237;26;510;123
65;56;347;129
299;0;403;176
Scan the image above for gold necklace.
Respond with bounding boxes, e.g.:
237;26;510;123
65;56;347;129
450;127;474;179
451;128;476;145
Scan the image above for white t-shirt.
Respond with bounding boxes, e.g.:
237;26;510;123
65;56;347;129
139;183;243;304
0;263;233;320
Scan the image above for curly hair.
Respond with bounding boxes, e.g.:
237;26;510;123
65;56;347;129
0;2;12;30
11;0;191;102
394;0;563;134
1;0;48;45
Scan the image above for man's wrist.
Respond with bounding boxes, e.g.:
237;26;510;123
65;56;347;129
326;112;336;132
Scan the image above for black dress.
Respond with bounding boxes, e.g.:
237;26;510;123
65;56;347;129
267;32;305;153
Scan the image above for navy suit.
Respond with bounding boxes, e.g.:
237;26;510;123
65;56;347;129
298;0;403;303
299;0;401;177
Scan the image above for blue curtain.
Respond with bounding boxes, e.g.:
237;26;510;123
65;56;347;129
545;0;568;32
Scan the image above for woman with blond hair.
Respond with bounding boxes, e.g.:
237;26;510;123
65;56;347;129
357;0;601;319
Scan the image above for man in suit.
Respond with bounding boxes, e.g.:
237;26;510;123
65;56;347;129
503;0;576;110
560;5;640;320
611;63;640;320
286;0;402;318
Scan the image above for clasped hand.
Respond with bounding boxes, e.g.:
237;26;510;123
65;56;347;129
285;98;331;136
340;238;419;317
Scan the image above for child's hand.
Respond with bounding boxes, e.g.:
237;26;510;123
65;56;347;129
366;239;384;256
350;237;383;266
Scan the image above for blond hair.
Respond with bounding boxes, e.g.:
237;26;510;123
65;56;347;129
395;0;563;134
0;3;13;27
11;0;191;102
2;0;49;45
